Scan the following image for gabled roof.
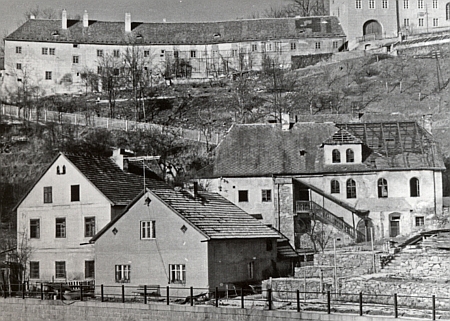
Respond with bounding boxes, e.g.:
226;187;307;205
13;152;156;211
91;186;280;242
324;128;363;145
6;16;345;45
211;121;444;177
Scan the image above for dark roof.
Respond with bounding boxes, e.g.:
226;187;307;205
212;121;444;177
92;186;281;242
6;16;345;45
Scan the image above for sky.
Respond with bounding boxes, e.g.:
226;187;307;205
0;0;283;37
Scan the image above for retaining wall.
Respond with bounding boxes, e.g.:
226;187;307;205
0;298;440;321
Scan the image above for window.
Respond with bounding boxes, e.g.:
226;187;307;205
433;18;439;26
331;180;340;194
97;66;103;74
43;186;52;203
248;261;254;279
16;46;22;54
30;219;40;239
332;149;341;163
346;179;357;199
238;190;248;202
447;3;450;20
315;42;321;49
45;71;52;80
290;42;297;50
410;177;420;197
169;264;186;284
333;41;339;49
261;42;266;52
84;217;96;237
144;50;150;57
418;0;423;8
356;0;362;8
419;18;424;26
73;44;78;48
433;0;438;8
382;0;388;8
30;262;39;279
16;63;22;70
115;264;131;283
72;56;79;64
85;260;95;279
404;0;409;8
190;50;196;58
275;42;282;53
113;49;120;57
97;49;103;57
42;47;48;55
231;49;238;57
160;49;165;57
404;18;410;26
141;220;156;239
55;261;66;279
56;218;66;238
262;189;272;202
71;185;80;202
377;178;388;198
113;68;120;76
415;216;425;226
369;0;375;8
49;48;55;55
173;51;179;58
252;44;258;52
346;149;355;163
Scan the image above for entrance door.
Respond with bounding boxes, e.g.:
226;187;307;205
389;214;401;237
363;20;382;36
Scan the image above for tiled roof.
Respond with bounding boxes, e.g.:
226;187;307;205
212;121;444;177
92;186;280;241
64;153;150;206
6;16;345;45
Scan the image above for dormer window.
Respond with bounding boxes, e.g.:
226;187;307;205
346;149;355;163
332;149;341;163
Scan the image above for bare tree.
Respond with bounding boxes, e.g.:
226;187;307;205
24;6;58;20
98;53;125;118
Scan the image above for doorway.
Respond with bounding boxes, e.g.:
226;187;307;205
389;213;401;237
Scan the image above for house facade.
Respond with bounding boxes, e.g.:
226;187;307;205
2;10;345;98
14;151;144;283
330;0;450;44
91;186;281;295
201;121;445;250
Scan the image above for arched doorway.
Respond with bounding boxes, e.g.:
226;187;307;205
357;219;374;242
389;213;401;237
363;20;382;37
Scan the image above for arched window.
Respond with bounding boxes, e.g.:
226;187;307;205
410;177;420;197
332;149;341;163
57;166;60;175
346;179;357;199
331;180;340;194
62;165;66;174
447;3;450;20
377;178;388;198
346;149;355;163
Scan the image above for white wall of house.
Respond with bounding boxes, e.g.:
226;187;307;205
94;191;209;296
17;154;112;281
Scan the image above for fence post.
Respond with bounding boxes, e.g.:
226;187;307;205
40;283;44;300
359;292;363;316
144;285;147;304
190;287;194;306
166;286;170;305
122;285;125;303
80;285;83;302
215;287;218;307
394;293;398;318
101;284;104;302
241;287;244;308
432;295;436;321
297;289;300;312
268;288;272;310
327;290;331;314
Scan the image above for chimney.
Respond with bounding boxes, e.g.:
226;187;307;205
125;13;131;32
62;9;67;30
83;10;89;28
281;113;291;131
